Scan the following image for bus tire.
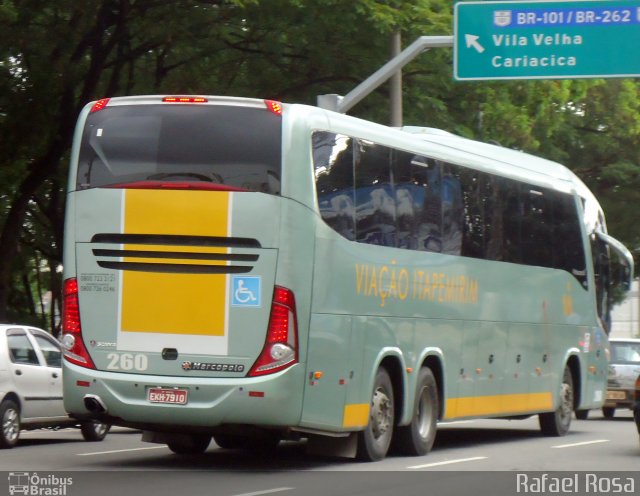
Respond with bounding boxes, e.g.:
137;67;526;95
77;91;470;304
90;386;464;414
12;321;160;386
575;409;589;420
167;434;211;454
539;367;573;436
391;367;438;456
0;399;20;449
356;367;394;462
213;433;279;451
80;421;111;441
602;407;615;419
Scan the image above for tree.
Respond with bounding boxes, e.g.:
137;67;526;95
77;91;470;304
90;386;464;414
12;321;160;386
0;0;448;323
1;0;639;324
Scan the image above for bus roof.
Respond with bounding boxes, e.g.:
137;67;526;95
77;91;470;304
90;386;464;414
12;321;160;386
83;95;599;210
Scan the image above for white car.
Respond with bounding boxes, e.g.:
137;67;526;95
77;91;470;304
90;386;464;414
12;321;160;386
0;324;110;448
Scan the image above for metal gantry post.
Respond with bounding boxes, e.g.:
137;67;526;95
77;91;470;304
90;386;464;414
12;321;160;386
317;35;454;117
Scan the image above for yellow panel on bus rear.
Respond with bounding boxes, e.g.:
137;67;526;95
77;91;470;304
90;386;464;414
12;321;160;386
120;189;229;337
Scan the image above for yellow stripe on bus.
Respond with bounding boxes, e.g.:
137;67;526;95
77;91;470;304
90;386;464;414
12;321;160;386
342;403;370;428
444;392;554;419
120;189;230;336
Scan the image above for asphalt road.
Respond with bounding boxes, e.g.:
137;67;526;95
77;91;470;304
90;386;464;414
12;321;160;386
1;410;638;496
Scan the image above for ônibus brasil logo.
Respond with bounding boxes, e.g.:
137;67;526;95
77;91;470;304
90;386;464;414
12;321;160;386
8;472;73;496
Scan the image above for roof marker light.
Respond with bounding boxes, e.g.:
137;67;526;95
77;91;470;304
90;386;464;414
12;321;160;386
90;98;110;113
162;97;208;103
264;100;283;116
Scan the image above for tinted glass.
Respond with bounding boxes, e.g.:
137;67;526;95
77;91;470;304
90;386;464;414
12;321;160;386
354;141;395;246
314;132;356;240
312;131;587;283
77;105;282;193
521;187;553;267
554;193;586;279
393;151;425;250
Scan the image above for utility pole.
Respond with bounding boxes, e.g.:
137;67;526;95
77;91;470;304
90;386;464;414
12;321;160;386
389;31;402;127
317;36;453;118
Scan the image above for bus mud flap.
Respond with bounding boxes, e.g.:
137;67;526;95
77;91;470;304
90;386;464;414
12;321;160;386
306;432;358;458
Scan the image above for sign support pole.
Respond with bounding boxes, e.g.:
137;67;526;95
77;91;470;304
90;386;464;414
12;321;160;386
317;35;453;115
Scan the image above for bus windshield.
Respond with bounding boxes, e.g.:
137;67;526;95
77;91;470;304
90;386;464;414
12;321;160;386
76;104;282;194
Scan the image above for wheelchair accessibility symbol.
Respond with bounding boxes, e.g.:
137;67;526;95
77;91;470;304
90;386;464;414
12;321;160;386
231;276;261;307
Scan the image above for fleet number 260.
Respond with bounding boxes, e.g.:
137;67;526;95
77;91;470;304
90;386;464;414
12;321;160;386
106;353;148;371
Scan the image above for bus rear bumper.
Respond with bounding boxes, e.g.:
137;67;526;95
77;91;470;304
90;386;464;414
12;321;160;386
63;361;305;432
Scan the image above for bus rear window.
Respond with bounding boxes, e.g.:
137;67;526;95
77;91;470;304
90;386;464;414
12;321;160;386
76;104;282;194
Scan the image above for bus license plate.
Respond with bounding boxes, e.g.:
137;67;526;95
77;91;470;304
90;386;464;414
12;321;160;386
147;388;188;405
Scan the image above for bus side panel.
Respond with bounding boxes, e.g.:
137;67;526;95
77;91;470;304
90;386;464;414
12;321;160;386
300;314;353;430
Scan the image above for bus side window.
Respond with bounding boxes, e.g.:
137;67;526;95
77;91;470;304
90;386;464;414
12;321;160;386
392;151;422;250
354;140;395;247
440;164;464;256
458;168;484;259
521;187;553;268
313;132;356;241
554;193;587;286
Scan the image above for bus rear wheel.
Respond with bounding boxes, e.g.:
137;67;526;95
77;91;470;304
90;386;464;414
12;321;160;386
357;367;394;462
602;407;615;419
575;409;589;420
539;367;573;436
213;433;280;451
392;367;438;456
167;434;211;454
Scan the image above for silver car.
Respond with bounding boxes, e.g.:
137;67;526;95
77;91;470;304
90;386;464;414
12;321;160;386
602;338;640;418
0;324;110;448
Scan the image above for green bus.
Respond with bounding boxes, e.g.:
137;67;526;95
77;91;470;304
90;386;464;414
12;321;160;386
61;95;632;461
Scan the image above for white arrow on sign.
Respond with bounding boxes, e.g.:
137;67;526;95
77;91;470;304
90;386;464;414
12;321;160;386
465;34;485;53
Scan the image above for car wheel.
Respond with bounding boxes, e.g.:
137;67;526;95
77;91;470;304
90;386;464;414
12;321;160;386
80;421;111;441
0;399;21;449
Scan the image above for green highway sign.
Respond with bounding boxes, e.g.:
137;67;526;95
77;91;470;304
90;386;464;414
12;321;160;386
454;0;640;80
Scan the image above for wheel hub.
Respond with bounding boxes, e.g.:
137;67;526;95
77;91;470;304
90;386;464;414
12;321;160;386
371;388;392;439
2;408;19;443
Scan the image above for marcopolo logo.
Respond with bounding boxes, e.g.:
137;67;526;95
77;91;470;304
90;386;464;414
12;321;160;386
8;472;73;496
182;361;245;372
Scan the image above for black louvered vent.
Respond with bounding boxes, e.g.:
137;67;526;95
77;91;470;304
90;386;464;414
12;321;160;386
91;233;261;274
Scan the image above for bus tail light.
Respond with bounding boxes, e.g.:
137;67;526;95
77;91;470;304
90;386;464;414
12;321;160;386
248;286;298;377
61;278;96;369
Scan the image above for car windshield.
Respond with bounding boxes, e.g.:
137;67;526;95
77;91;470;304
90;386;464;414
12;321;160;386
610;342;640;364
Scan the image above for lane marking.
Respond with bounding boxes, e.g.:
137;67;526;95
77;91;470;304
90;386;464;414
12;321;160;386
408;456;488;469
551;439;609;449
232;489;294;496
22;429;75;435
77;446;168;456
